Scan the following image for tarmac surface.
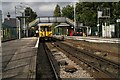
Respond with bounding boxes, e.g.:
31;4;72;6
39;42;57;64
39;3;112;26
1;37;38;79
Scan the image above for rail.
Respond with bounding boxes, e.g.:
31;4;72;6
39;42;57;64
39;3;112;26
36;41;60;80
52;41;119;79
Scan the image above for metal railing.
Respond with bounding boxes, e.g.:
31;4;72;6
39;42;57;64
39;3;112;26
29;16;75;27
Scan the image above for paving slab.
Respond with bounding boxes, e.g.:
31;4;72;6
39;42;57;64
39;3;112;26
54;35;120;43
1;37;38;79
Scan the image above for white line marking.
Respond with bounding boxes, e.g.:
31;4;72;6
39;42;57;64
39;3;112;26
35;37;39;48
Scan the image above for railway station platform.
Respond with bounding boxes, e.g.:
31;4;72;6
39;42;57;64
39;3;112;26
54;35;120;43
1;37;38;79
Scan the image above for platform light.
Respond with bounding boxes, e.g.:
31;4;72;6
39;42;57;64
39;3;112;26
116;19;120;23
97;24;100;27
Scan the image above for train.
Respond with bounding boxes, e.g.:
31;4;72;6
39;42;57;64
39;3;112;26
38;24;53;40
76;28;84;36
72;28;83;36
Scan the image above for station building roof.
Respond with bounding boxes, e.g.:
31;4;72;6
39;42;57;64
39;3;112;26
78;26;90;28
38;23;53;26
55;23;70;28
2;18;18;28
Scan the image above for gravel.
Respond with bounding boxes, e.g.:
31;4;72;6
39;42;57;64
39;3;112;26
46;43;94;79
63;40;119;63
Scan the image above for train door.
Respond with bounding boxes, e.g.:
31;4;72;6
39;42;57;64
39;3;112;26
45;27;47;37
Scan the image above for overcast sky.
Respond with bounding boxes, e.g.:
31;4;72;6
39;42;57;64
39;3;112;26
0;0;119;18
1;2;76;18
0;0;79;19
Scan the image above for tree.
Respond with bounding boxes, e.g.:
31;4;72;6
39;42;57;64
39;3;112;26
112;2;120;23
54;4;61;17
62;5;74;20
75;2;120;25
76;2;97;27
53;4;61;34
75;2;120;36
25;7;37;23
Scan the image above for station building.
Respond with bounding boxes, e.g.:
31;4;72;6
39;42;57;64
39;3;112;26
2;18;18;41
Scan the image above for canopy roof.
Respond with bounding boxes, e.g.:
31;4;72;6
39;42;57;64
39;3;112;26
55;23;70;28
38;23;53;26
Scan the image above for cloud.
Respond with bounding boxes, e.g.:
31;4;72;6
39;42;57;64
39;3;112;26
2;0;119;2
2;2;17;18
0;0;2;10
2;2;74;18
1;0;78;2
0;3;2;10
39;3;56;12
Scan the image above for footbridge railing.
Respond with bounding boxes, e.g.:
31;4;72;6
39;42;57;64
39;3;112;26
29;16;75;27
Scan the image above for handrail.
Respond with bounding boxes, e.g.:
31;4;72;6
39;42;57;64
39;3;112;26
29;17;75;27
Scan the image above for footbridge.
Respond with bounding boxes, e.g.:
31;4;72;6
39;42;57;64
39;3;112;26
29;16;75;27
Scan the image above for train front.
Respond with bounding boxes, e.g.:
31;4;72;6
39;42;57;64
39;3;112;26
38;23;53;41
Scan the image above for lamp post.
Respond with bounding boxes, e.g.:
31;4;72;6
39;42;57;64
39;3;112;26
74;2;76;32
0;10;2;80
97;7;102;37
19;3;29;37
15;3;29;39
15;6;21;39
0;10;2;47
116;19;120;38
18;18;21;39
23;11;26;37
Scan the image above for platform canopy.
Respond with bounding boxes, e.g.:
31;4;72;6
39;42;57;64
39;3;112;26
29;17;75;28
77;26;90;28
55;23;70;28
38;23;53;26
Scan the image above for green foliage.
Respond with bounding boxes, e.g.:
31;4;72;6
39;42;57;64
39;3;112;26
54;4;61;17
25;7;37;23
53;4;61;32
112;2;120;23
76;2;120;26
76;2;97;27
62;5;74;20
75;2;120;36
53;2;120;35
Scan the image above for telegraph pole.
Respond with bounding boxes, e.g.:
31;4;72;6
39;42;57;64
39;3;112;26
74;3;76;32
0;10;2;79
97;7;101;37
117;19;120;38
15;3;29;38
0;10;2;47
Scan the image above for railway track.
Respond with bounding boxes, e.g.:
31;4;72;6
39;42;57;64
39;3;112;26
51;41;120;79
36;40;60;80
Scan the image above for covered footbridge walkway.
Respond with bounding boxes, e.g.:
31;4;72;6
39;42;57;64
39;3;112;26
29;16;75;28
29;16;91;36
29;16;76;36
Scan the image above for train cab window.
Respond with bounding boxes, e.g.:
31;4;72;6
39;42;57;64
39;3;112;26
48;27;51;31
40;26;51;31
40;26;44;31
